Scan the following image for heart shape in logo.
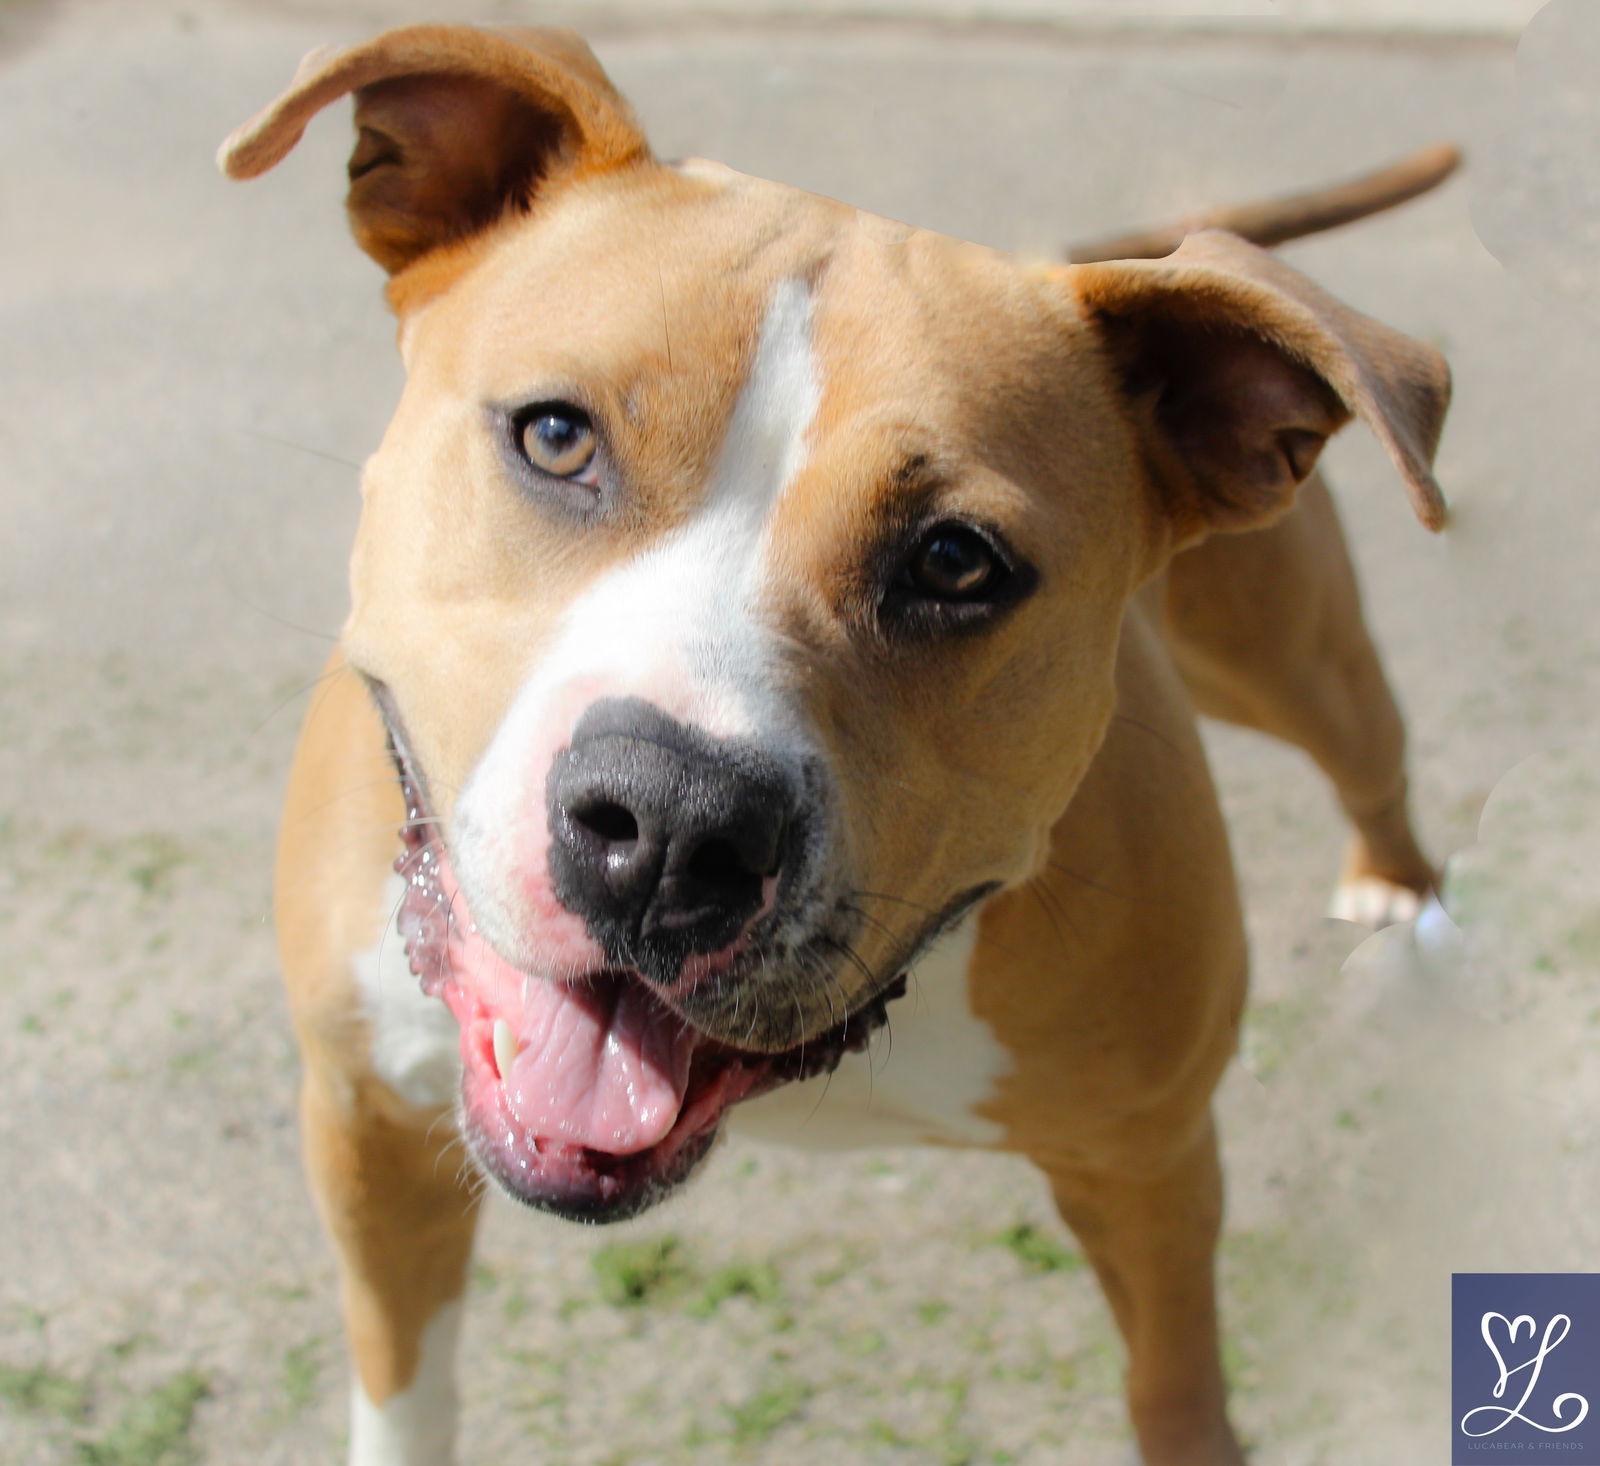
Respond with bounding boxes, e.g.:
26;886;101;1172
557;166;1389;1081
1482;1311;1539;1394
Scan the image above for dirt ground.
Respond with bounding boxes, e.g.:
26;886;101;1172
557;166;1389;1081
2;2;1597;1463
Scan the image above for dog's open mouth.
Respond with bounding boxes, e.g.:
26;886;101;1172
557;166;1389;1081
391;749;900;1222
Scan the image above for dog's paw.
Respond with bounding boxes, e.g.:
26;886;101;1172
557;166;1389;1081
1327;875;1425;929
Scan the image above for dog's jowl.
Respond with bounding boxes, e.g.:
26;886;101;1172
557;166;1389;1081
223;24;1451;1466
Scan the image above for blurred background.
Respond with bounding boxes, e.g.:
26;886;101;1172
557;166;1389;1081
1;1;1595;1462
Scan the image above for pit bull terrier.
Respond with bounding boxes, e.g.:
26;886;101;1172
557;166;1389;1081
221;25;1451;1466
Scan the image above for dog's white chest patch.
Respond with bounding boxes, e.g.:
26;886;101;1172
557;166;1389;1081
730;915;1011;1150
352;874;461;1111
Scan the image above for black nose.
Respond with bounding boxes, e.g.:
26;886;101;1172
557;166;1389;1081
547;699;796;974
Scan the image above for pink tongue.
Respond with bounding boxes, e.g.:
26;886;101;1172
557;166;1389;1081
406;845;698;1156
501;975;696;1155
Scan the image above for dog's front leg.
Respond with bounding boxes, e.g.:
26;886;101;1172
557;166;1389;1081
1039;1117;1244;1466
302;1072;481;1466
278;660;483;1466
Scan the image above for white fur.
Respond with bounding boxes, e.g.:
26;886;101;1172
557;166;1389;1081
1327;875;1423;930
352;874;460;1111
731;915;1010;1149
348;1301;462;1466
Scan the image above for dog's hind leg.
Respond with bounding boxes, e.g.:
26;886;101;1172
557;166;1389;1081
1158;472;1435;927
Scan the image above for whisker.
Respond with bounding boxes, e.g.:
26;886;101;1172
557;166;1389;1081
850;888;940;917
840;899;901;943
1028;879;1083;955
248;662;350;736
239;424;365;473
1044;859;1133;902
1111;710;1183;761
226;587;342;644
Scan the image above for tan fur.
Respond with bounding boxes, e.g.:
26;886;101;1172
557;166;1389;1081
234;26;1451;1466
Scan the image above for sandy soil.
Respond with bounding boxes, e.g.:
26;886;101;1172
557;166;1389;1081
1;2;1597;1463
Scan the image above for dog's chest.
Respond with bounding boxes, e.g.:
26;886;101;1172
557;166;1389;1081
352;887;1010;1149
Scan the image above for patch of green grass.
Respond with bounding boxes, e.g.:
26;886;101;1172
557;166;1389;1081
591;1237;788;1320
867;1375;978;1465
992;1222;1084;1275
108;1337;152;1364
501;1282;532;1322
809;1242;871;1290
1221;1335;1260;1397
723;1376;810;1445
591;1236;694;1308
77;1368;208;1466
932;1378;976;1465
124;835;190;899
840;1327;887;1357
166;1048;213;1078
1566;911;1600;970
281;1340;321;1414
1238;996;1308;1080
688;1261;782;1317
262;1283;311;1304
554;1293;591;1322
0;1361;91;1421
916;1300;953;1326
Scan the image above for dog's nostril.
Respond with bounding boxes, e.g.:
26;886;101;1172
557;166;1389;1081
572;799;639;845
687;836;754;890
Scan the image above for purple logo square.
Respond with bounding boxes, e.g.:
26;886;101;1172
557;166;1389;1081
1453;1273;1600;1463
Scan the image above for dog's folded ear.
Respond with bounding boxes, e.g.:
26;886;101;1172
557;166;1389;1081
1067;229;1449;545
219;25;650;278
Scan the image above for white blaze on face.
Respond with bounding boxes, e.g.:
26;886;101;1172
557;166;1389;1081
453;276;824;967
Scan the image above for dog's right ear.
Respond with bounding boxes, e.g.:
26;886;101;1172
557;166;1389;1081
219;25;650;281
1064;230;1449;550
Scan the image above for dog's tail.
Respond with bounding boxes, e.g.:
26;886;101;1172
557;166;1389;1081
1065;141;1461;263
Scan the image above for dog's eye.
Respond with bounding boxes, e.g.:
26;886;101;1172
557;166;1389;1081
878;519;1034;638
515;404;598;483
905;524;1003;601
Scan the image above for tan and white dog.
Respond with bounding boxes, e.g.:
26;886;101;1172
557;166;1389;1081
221;26;1452;1466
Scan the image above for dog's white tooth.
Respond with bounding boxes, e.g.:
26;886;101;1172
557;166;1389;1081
492;1018;518;1081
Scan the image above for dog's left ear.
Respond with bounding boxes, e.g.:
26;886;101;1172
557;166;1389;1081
1066;229;1449;548
219;25;649;278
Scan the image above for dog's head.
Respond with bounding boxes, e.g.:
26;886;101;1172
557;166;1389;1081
225;26;1448;1220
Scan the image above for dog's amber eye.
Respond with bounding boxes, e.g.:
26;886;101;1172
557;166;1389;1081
906;524;1000;601
516;405;598;483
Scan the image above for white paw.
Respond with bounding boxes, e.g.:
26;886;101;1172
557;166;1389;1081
1327;875;1425;929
